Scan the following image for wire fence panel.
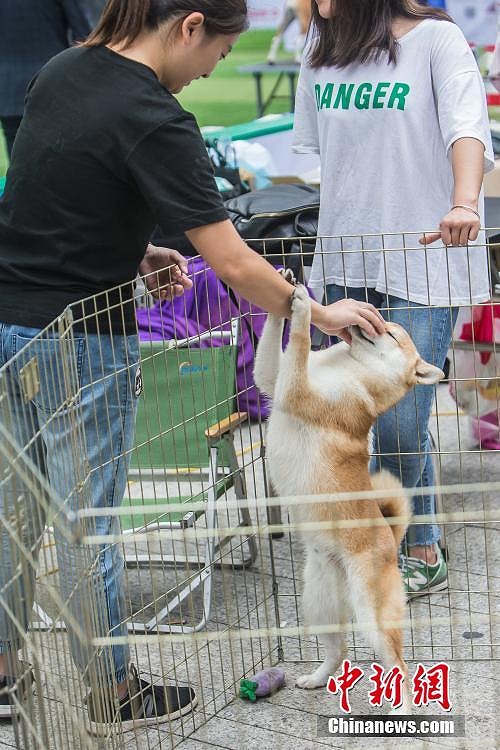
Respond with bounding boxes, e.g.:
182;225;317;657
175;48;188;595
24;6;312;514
0;232;498;748
0;265;279;749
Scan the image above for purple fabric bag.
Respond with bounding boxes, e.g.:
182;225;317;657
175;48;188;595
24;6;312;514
136;257;271;420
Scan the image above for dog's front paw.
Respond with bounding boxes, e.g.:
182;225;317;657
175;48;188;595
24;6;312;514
279;267;296;286
291;284;311;326
295;673;327;689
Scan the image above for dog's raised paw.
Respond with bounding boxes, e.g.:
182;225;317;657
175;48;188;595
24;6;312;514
280;267;296;285
291;284;311;320
295;673;326;689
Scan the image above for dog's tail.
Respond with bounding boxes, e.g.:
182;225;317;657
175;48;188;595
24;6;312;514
371;470;410;548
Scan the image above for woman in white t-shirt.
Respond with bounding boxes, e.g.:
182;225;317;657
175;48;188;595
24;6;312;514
293;0;494;597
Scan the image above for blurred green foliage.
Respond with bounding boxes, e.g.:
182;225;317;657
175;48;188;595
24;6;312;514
178;29;292;126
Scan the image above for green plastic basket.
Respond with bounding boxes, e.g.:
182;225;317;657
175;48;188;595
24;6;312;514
122;339;238;529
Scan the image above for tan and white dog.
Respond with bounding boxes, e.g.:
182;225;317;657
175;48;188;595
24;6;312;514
254;282;443;712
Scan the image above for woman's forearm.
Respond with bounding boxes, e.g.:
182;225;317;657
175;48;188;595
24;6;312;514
186;220;385;337
187;221;308;317
451;136;485;209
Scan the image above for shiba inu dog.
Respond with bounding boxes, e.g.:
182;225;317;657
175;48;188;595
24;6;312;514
254;281;443;712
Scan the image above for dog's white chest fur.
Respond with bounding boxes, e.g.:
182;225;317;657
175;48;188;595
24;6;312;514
265;348;368;497
266;411;321;496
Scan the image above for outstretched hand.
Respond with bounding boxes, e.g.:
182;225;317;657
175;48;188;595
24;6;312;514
317;298;386;343
419;206;480;248
139;245;193;301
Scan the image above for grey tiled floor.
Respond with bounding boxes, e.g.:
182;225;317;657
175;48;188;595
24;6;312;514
1;385;498;749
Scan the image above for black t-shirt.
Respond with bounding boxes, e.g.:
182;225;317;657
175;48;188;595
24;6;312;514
0;45;228;333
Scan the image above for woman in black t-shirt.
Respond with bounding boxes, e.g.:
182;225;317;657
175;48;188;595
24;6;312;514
0;0;385;735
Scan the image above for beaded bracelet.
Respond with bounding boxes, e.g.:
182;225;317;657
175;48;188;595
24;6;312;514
450;204;480;219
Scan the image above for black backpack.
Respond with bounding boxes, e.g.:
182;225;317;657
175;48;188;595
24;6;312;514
151;183;320;279
224;183;320;280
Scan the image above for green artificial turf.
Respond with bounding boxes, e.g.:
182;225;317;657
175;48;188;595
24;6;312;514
0;30;290;177
178;29;293;127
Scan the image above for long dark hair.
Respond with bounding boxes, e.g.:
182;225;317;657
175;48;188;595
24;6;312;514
85;0;248;47
309;0;451;69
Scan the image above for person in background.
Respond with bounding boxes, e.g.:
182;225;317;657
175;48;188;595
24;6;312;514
0;0;103;157
293;0;493;598
267;0;311;64
489;2;500;91
0;0;385;735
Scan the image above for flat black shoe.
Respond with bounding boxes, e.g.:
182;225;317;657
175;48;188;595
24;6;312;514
87;664;197;736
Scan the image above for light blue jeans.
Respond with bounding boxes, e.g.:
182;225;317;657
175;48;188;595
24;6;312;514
325;286;458;548
0;324;139;686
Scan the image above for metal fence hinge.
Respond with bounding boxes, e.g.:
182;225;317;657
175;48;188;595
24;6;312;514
20;356;40;403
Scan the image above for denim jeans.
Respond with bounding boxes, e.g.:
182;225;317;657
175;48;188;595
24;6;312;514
325;286;458;548
0;324;139;686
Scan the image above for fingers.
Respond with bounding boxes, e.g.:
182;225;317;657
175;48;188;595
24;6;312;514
159;283;184;301
148;273;193;301
354;312;381;339
440;222;452;247
166;249;189;274
419;232;441;245
442;218;479;246
158;278;192;301
319;299;385;338
458;224;470;247
357;302;386;334
468;223;480;242
350;302;383;332
420;207;481;247
337;328;352;344
176;272;193;291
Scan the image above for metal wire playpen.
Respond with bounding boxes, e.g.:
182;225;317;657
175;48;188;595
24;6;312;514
0;230;499;749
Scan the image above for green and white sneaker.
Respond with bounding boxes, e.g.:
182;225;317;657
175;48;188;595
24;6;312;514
401;546;448;598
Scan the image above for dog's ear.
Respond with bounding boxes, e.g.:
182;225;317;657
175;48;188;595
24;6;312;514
415;358;444;385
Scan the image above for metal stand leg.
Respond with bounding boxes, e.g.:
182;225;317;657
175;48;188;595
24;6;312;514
254;73;264;117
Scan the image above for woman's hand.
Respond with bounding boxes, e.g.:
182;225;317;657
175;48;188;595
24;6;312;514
419;205;480;247
139;245;193;300
315;298;386;343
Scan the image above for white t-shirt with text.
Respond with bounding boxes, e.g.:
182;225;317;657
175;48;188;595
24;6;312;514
292;19;494;305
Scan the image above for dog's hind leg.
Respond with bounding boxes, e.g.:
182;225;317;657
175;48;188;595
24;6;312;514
374;563;412;713
296;551;348;689
346;551;411;712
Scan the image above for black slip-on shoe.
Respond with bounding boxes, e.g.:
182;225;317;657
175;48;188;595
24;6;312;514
0;665;35;718
87;664;197;736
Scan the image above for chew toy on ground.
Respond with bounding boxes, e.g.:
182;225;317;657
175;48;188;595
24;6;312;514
239;667;286;701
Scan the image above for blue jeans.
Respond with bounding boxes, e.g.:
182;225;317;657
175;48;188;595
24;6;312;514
0;324;139;686
325;286;458;548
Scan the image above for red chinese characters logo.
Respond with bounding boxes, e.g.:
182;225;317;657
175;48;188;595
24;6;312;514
326;661;451;713
368;663;405;710
412;662;451;711
326;659;364;713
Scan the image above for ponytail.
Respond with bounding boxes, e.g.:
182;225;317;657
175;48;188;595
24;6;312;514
85;0;248;48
